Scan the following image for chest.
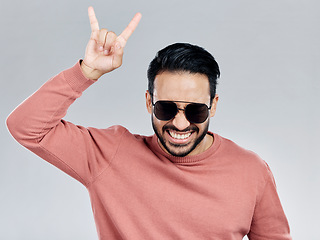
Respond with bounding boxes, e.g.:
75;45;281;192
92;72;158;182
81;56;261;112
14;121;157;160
89;153;256;239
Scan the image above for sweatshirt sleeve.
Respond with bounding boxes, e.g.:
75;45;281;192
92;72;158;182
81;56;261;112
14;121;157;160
6;61;126;186
248;162;292;240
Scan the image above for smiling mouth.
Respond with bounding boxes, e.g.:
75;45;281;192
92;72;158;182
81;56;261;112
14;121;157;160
168;130;192;140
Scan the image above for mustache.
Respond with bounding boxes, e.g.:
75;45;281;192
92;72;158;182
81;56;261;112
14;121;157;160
162;124;198;133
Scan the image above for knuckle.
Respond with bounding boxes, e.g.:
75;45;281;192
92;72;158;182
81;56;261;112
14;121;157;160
108;31;116;36
100;28;108;33
106;32;117;42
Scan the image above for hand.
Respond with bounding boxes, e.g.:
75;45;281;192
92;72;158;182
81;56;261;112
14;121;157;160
81;6;142;80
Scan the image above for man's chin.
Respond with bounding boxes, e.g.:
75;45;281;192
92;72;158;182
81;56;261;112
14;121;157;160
163;142;196;157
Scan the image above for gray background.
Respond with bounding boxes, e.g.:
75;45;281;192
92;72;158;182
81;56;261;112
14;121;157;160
1;0;319;239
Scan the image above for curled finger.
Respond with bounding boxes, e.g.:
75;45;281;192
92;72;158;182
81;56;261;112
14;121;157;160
98;28;108;52
104;31;117;55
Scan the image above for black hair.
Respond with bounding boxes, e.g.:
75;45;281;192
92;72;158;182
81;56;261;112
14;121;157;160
147;43;220;103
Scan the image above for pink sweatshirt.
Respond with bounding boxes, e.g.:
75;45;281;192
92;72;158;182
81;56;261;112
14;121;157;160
7;61;291;240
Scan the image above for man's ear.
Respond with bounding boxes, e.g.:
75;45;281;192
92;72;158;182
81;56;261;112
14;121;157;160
209;94;219;118
145;90;152;114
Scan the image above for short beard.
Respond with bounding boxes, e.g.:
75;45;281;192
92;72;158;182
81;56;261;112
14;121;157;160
152;116;210;157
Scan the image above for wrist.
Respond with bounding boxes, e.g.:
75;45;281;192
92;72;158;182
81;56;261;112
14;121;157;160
80;60;104;80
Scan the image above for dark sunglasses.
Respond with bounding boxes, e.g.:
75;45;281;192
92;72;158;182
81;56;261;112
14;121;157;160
152;100;211;124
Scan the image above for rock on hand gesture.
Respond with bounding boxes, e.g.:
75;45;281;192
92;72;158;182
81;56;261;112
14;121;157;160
81;6;142;80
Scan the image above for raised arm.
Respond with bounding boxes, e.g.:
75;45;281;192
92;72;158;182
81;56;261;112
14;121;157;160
6;8;141;185
81;6;142;80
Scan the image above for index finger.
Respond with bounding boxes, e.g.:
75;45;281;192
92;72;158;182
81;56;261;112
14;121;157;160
88;6;99;32
119;13;142;43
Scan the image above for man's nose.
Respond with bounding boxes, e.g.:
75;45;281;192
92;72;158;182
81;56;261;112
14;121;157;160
172;110;190;130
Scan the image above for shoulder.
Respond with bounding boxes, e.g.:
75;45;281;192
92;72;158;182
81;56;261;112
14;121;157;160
215;134;271;176
215;134;277;198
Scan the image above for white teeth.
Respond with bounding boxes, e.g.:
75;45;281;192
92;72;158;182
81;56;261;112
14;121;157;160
169;131;191;140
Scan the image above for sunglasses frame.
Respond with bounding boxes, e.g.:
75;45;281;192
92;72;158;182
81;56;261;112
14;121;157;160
151;100;212;124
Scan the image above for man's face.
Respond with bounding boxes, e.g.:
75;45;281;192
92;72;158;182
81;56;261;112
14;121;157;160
146;71;218;157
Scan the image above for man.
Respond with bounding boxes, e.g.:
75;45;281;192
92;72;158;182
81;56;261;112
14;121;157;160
7;6;291;240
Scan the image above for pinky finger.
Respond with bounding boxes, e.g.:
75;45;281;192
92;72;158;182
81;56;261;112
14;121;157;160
118;12;142;46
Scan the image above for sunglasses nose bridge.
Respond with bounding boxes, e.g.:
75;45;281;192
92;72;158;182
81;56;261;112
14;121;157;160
174;105;195;124
176;107;185;112
175;106;189;122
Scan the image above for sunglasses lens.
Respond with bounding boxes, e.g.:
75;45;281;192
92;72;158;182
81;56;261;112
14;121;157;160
185;103;209;123
154;101;177;121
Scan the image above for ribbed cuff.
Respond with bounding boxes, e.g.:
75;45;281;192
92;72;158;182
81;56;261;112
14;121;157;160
63;60;96;93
